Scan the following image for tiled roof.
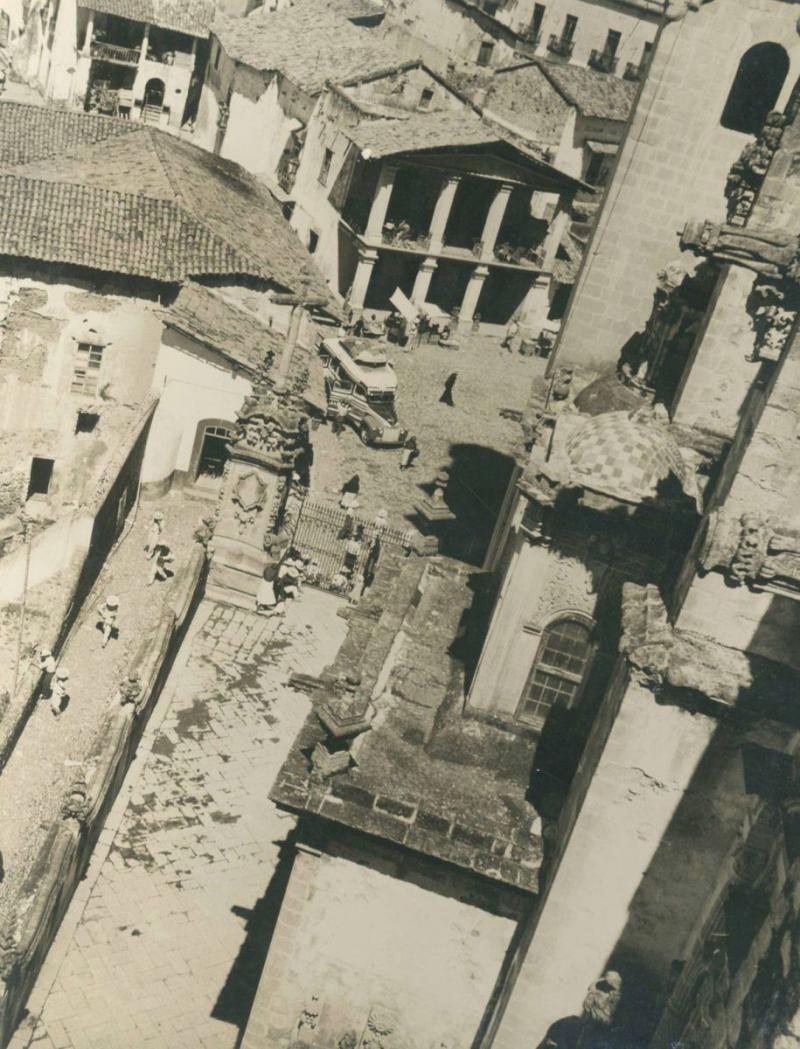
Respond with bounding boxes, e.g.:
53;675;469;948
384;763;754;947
484;64;570;147
162;282;283;371
346;110;499;156
213;0;398;95
0;105;331;297
536;60;637;121
79;0;214;36
0;101;139;165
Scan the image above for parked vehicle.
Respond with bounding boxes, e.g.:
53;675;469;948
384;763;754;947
319;337;407;446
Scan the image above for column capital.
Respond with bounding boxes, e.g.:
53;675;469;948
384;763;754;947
357;248;380;266
418;257;438;273
680;218;799;279
472;264;490;279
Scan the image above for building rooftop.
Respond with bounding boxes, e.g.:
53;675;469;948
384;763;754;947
0;101;139;165
79;0;214;36
161;282;285;372
483;63;572;147
213;0;398;95
0;104;331;296
537;59;638;122
271;555;543;893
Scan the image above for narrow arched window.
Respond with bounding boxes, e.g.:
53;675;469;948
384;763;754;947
517;617;593;728
721;43;789;135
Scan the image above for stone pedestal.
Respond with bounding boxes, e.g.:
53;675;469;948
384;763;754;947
206;384;305;609
413;472;455;554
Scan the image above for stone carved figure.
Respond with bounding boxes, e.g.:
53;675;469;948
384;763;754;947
726;112;786;226
728;513;800;593
681;220;800;279
62;776;91;824
750;284;798;363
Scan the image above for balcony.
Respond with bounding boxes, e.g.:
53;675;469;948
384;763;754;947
90;40;140;64
547;33;574;59
624;60;647;82
381;223;432;252
515;24;541;47
588;48;618;74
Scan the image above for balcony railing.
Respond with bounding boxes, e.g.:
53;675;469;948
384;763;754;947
624;59;648;81
588;48;618;74
90;40;140;64
547;33;574;58
515;24;541;46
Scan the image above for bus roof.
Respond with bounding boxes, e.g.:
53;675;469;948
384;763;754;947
324;337;398;392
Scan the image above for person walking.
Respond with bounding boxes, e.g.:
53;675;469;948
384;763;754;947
50;667;70;717
144;511;164;558
97;595;119;649
339;474;360;511
439;372;457;406
149;543;176;585
32;644;57;698
363;533;381;589
400;434;419;470
331;400;348;436
343;526;364;575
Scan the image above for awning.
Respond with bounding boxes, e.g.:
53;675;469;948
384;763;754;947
586;140;618;155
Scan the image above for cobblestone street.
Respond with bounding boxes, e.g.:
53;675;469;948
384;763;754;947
9;591;346;1049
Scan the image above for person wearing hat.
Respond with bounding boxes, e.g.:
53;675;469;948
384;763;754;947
31;644;57;697
149;542;176;585
256;562;282;617
51;667;70;717
97;595;119;648
145;511;165;558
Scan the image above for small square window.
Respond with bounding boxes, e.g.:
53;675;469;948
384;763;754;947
27;457;54;498
477;40;494;66
71;342;104;396
419;87;434;110
76;410;100;433
319;147;334;186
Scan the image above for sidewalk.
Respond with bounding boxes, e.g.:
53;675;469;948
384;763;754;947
9;588;346;1049
0;492;200;930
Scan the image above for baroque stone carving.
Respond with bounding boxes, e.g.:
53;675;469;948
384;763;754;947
709;512;800;594
681;220;800;280
118;674;142;708
62;776;91;824
725;112;787;226
0;916;20;980
750;283;798;363
231;470;268;535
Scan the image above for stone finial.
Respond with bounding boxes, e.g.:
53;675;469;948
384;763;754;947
318;673;374;739
119;674;141;708
62;776;91;824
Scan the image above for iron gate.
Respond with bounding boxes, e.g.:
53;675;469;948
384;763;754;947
290;497;408;592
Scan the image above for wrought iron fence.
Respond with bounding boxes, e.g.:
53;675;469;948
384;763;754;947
290;497;409;593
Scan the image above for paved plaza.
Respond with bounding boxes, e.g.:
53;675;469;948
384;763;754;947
9;590;346;1049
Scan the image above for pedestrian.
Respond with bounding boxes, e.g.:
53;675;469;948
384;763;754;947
149;542;176;585
331;400;348;436
363;533;381;588
439;372;457;406
32;644;57;697
344;525;364;574
256;562;282;617
502;317;521;354
399;434;419;471
348;571;366;605
97;595;119;649
144;510;164;558
278;557;302;600
339;474;360;511
50;667;70;717
404;314;421;350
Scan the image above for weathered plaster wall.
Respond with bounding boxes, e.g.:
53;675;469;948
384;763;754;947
141;327;253;488
552;1;800;380
487;674;747;1049
346;65;465;113
0;272;160;520
240;838;520;1049
221;69;303;179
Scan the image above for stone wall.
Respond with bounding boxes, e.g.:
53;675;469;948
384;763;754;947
551;0;800;382
0;544;206;1048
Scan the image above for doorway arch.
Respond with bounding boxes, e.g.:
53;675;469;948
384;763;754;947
720;43;790;134
189;419;235;483
143;77;165;109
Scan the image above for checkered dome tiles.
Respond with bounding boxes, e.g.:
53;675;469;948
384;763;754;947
565;410;686;502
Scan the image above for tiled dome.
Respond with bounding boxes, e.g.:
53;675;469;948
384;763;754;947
565;409;687;503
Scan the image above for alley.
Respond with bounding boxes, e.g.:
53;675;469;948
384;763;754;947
9;590;346;1049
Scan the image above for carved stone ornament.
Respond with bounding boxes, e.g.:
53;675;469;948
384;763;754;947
749;284;798;363
706;511;800;594
619;582;674;688
680;219;800;279
231;470;267;534
62;776;91;824
0;917;20;981
726;111;786;227
310;742;352;779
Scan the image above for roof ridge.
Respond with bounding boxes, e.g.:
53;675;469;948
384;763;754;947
147;129;187;207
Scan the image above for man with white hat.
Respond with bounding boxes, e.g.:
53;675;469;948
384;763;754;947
31;644;57;697
145;511;165;558
51;667;70;717
97;595;119;648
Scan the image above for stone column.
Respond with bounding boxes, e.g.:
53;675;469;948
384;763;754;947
519;274;552;331
479;182;513;261
459;265;489;326
206;382;305;609
139;23;149;66
348;249;379;309
365;163;397;239
82;10;94;55
411;257;438;306
428;175;461;252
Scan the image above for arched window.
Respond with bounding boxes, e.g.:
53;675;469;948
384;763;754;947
721;43;789;135
517;617;593;728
